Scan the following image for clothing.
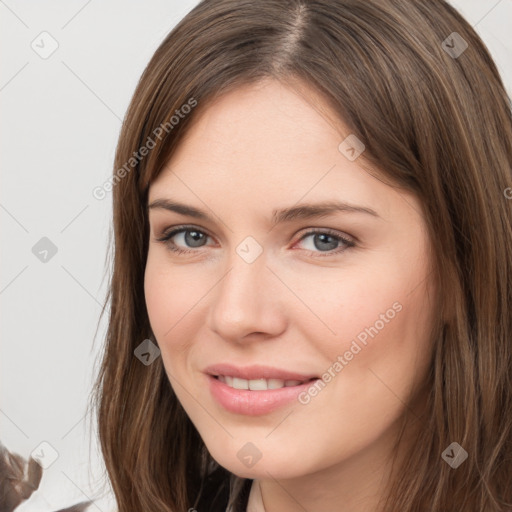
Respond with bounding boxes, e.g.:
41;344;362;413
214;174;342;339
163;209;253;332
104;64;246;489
231;478;253;511
246;479;266;512
195;468;252;511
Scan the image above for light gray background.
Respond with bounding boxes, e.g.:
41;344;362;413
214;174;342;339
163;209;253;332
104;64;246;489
1;1;511;510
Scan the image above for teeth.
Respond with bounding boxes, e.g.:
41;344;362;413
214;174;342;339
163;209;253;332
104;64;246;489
232;377;249;390
249;379;268;391
268;378;285;389
217;376;307;390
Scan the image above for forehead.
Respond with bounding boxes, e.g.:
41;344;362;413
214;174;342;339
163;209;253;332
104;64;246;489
167;78;345;160
148;79;414;224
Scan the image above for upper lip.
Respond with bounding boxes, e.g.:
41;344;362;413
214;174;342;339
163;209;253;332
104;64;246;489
204;363;318;381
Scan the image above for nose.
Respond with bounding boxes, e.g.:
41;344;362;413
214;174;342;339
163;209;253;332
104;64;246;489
207;250;287;343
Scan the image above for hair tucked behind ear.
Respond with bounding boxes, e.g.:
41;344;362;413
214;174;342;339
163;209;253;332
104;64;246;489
90;0;512;510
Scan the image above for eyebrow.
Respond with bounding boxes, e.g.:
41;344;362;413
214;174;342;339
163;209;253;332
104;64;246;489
148;198;380;225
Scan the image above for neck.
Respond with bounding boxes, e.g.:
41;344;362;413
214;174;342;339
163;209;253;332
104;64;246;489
253;412;420;512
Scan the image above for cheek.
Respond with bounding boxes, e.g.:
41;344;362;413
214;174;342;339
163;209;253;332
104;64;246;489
285;261;407;355
293;279;434;455
296;253;435;381
144;261;169;336
144;254;196;355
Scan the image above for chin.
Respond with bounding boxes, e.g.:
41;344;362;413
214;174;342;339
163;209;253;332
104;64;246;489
205;440;317;481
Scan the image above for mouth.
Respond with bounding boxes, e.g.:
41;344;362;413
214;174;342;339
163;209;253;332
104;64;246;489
204;364;320;415
213;375;316;390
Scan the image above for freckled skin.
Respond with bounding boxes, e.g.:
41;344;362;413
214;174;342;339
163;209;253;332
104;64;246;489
144;78;437;512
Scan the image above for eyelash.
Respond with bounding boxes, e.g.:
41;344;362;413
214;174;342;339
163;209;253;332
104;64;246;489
155;225;356;258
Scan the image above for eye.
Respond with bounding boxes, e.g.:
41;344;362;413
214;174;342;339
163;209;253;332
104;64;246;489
155;226;213;255
294;229;355;257
155;225;356;257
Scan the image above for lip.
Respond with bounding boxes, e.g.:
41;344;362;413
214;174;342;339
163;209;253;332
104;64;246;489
204;364;319;416
204;363;318;381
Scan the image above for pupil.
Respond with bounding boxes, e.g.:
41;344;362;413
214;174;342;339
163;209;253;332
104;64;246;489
314;233;337;251
185;230;205;248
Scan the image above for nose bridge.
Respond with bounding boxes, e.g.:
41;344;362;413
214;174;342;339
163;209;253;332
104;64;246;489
208;245;285;339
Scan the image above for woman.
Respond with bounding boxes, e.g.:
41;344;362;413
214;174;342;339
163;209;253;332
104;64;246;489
91;0;512;510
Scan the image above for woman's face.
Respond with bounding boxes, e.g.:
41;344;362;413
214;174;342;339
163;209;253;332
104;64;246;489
145;78;437;480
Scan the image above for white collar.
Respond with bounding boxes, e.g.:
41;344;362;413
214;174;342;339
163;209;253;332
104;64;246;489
247;479;266;512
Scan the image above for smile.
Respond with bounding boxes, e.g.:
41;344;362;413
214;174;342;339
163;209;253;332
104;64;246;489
215;375;312;390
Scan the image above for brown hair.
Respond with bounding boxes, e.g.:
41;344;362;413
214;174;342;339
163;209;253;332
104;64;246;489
90;0;512;510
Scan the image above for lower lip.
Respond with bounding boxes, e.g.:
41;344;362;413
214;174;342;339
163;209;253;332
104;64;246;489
206;374;318;416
